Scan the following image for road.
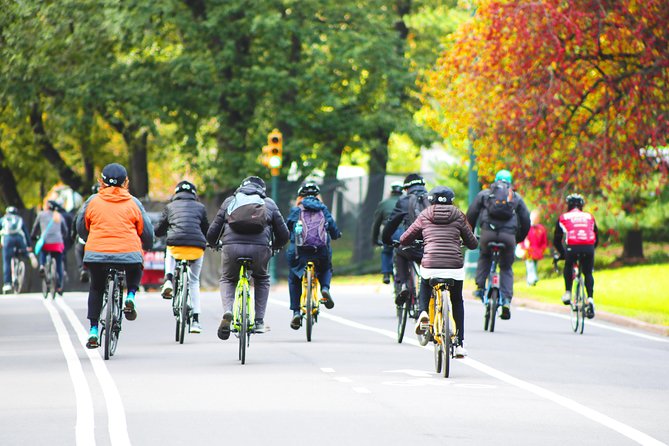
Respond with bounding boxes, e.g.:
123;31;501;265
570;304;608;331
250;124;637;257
1;285;667;446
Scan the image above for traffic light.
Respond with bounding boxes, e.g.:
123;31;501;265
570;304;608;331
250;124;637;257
267;129;282;175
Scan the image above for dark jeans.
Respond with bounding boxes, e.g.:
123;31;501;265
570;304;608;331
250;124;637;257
564;245;595;298
288;262;333;312
2;235;27;284
393;246;422;291
475;230;516;302
418;278;465;344
40;250;64;290
86;262;143;324
381;244;394;274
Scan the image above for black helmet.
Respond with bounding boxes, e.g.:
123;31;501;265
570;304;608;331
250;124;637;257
566;193;585;209
174;180;197;195
403;173;425;189
91;183;100;194
428;186;455;205
298;182;320;197
101;163;127;187
241;176;266;192
390;181;403;195
47;200;59;211
6;206;18;215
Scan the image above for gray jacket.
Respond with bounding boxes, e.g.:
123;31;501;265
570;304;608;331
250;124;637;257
466;187;531;242
31;210;68;246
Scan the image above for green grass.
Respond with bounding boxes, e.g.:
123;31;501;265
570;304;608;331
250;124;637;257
514;263;669;327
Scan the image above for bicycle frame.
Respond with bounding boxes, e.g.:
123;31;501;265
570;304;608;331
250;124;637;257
172;259;192;344
100;268;126;360
300;261;320;342
570;256;587;334
426;278;457;378
10;248;26;294
483;242;506;332
233;258;255;364
41;252;57;299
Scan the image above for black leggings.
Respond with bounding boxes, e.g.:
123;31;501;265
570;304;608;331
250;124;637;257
86;263;143;323
419;278;465;344
564;245;595;298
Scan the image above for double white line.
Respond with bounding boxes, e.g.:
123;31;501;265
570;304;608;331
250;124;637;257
42;296;131;446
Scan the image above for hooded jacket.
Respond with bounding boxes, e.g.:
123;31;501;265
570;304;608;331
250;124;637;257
381;184;428;245
466;186;531;242
206;182;289;248
400;204;478;269
76;186;154;264
286;196;341;245
154;191;209;249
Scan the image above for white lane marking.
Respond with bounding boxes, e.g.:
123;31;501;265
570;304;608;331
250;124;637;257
334;377;353;383
384;369;433;378
353;387;371;394
321;367;336;373
56;298;132;446
42;298;96;446
517;307;669;343
269;297;666;446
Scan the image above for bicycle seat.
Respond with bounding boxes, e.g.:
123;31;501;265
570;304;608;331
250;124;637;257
429;278;454;288
236;257;253;266
487;242;506;250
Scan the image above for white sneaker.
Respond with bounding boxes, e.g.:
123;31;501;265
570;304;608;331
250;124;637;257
414;311;429;335
561;291;572;305
161;280;173;299
454;344;468;358
2;284;11;294
190;320;202;333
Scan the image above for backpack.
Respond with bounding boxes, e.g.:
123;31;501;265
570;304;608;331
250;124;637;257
1;215;22;235
226;192;268;235
485;180;516;221
404;192;430;228
296;205;328;248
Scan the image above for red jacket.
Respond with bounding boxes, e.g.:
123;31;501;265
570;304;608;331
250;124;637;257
522;223;548;260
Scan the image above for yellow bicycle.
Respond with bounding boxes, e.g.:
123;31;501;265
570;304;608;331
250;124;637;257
300;261;321;342
420;277;458;378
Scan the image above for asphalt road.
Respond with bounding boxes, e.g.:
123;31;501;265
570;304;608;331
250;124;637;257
1;285;667;446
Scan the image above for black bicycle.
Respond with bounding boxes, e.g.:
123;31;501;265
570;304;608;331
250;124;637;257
554;255;588;334
8;247;26;294
483;242;506;332
41;252;57;299
99;268;126;360
393;241;422;344
171;259;193;344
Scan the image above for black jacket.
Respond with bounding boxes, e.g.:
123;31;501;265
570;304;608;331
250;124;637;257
206;183;290;249
381;185;428;245
466;187;531;242
154;191;209;249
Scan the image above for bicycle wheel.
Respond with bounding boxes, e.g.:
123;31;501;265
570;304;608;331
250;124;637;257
577;279;585;334
397;299;409;343
443;301;451;378
569;288;580;333
104;276;115;360
433;293;443;373
483;288;490;331
12;258;25;293
49;257;57;299
109;279;122;357
173;275;181;342
305;269;314;342
239;281;249;364
41;262;49;299
178;271;189;344
488;288;498;333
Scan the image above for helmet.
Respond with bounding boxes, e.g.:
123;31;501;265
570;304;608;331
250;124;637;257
47;200;59;211
403;173;425;189
495;169;513;184
428;186;455;205
390;181;403;195
174;180;197;195
6;206;18;215
566;193;585;209
91;183;100;194
298;182;320;197
240;176;266;192
101;163;127;186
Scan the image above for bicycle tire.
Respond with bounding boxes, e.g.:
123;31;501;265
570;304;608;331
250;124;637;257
483;288;490;331
397;301;409;343
239;280;248;364
104;275;115;360
49;257;57;299
179;269;189;344
433;291;443;373
12;258;25;294
443;299;451;378
110;276;122;357
306;268;314;342
173;273;181;342
41;259;49;299
569;289;579;333
489;288;498;333
577;278;585;334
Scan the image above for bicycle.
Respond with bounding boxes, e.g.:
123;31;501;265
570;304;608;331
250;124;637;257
393;241;421;344
232;257;255;364
554;255;587;334
300;260;321;342
418;277;457;378
9;247;26;294
41;252;57;300
482;242;506;332
171;259;193;344
99;267;126;360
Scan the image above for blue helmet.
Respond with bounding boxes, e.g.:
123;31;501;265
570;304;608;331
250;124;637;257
495;169;512;184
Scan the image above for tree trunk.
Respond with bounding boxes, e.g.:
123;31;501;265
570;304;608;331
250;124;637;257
128;130;149;199
622;228;644;259
0;147;25;208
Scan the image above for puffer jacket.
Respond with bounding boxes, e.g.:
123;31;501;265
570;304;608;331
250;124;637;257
381;184;428;245
154;191;209;248
400;204;478;269
206;182;290;249
76;186;154;264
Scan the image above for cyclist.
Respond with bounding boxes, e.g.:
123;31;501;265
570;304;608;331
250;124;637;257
286;182;341;330
381;173;429;305
154;180;210;333
400;186;478;357
371;181;403;284
1;207;32;293
206;176;289;339
31;199;69;295
75;163;154;348
553;193;598;318
466;169;530;320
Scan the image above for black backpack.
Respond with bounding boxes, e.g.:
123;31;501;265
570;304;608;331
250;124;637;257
485;180;516;221
404;192;430;228
225;192;268;234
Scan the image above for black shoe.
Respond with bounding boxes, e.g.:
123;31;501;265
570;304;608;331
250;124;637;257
500;305;511;320
395;286;409;306
382;273;390;284
321;288;334;309
585;299;595;319
80;270;90;283
290;312;302;330
123;295;137;321
217;311;233;340
39;266;45;278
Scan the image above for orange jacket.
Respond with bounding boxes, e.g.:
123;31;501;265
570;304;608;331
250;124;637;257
75;186;153;264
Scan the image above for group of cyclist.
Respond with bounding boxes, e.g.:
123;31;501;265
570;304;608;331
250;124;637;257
372;170;599;357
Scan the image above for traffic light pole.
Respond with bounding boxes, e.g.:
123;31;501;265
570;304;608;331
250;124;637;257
269;172;279;283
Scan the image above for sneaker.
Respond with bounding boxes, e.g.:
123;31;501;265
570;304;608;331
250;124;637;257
561;291;572;305
500;305;511;320
2;284;11;294
585;298;595;319
38;266;45;278
320;288;335;309
190;320;202;333
123;293;137;321
79;269;90;283
414;311;429;335
454;344;468;358
290;311;302;330
473;288;484;302
56;288;63;296
161;280;173;299
382;273;390;284
254;319;270;333
395;285;410;306
86;326;99;349
217;311;233;340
